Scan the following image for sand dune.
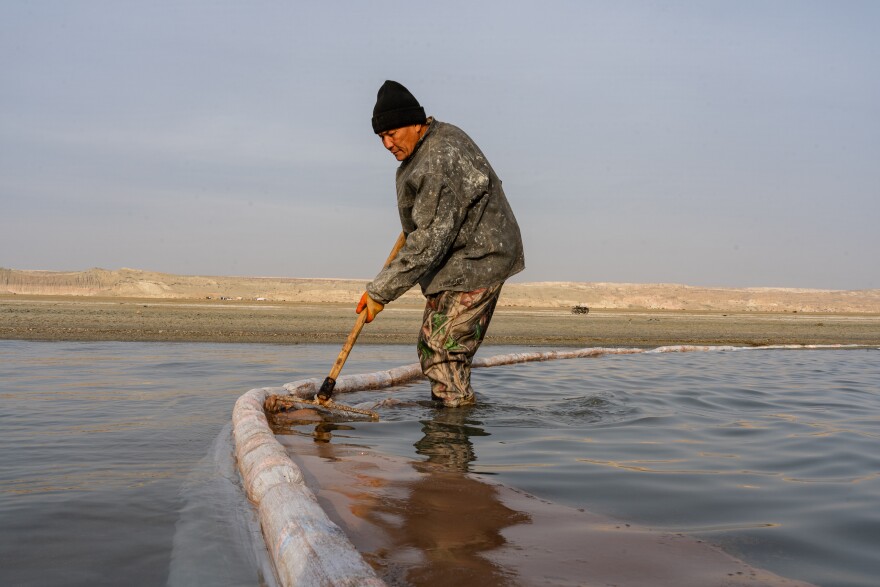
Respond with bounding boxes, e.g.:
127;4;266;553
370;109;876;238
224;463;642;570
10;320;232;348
2;267;878;313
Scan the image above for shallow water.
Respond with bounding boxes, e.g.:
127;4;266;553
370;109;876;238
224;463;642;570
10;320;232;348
1;341;879;586
0;340;413;586
286;347;880;587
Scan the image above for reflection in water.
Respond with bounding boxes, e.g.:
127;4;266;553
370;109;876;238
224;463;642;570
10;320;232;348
382;408;530;585
268;408;357;443
312;422;356;443
412;407;490;472
286;408;532;586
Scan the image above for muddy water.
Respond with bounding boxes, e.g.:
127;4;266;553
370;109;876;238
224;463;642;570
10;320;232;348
279;433;814;587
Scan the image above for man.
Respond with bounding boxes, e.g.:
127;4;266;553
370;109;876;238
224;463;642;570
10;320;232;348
358;80;525;407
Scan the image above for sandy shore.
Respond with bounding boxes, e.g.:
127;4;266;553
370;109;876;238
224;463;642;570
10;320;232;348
3;294;879;347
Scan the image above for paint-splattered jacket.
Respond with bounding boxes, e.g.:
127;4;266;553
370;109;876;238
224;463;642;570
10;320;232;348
367;119;525;304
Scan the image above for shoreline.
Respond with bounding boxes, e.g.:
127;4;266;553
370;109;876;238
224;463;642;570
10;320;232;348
3;294;879;347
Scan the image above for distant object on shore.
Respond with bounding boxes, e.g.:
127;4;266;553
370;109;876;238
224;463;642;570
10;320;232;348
2;267;879;314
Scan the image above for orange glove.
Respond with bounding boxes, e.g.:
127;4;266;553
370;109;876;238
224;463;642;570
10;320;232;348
356;291;384;323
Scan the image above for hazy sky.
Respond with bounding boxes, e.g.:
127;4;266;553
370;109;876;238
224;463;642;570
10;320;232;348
2;1;878;289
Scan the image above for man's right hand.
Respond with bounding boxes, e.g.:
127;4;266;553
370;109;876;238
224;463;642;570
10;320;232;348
356;292;384;323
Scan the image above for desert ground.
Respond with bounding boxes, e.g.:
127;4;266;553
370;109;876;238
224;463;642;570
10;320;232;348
3;296;879;348
2;267;879;347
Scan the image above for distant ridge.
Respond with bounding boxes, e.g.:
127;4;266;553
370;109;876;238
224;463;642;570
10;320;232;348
2;267;878;313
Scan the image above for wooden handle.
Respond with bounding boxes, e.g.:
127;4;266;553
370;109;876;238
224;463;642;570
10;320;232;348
326;231;407;381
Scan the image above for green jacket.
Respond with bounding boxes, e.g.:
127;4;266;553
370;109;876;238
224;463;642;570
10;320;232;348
367;119;525;304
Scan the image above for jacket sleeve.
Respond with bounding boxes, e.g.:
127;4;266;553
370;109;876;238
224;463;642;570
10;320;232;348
366;172;464;303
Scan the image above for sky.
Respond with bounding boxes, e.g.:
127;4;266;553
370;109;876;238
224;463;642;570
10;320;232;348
1;1;878;290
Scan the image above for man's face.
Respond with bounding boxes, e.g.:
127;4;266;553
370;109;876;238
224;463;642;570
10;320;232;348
378;124;424;161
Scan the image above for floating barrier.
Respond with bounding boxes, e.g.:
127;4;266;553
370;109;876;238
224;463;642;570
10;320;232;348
232;343;865;586
232;386;385;586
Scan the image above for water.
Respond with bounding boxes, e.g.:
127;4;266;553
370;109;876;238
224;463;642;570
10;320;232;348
2;341;879;586
0;341;413;586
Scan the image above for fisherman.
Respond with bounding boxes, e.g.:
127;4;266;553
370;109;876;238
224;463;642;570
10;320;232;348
357;80;525;407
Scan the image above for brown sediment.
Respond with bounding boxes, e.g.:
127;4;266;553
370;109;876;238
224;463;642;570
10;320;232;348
2;294;879;347
277;433;815;587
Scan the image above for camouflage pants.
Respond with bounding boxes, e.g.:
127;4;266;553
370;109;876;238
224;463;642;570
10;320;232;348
417;283;503;407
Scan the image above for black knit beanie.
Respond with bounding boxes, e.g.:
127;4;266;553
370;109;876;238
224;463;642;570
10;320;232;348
371;80;427;134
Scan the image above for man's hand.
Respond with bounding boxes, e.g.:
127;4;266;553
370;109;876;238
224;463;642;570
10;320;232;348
356;292;384;323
